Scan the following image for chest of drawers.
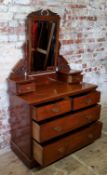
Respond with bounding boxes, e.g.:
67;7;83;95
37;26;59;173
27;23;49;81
8;77;102;168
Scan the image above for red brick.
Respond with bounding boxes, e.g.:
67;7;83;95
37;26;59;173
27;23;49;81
77;33;82;38
87;38;95;43
77;49;84;54
69;5;86;8
15;25;25;34
97;38;105;42
0;26;14;33
62;40;74;44
75;39;82;44
96;48;104;52
82;64;87;68
79;16;97;21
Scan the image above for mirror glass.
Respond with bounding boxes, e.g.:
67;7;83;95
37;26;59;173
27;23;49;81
31;20;56;72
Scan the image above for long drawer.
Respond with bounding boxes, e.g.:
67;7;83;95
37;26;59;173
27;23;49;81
32;98;71;121
71;90;100;110
32;105;101;142
33;121;102;166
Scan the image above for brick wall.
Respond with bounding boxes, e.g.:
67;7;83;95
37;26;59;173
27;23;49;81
0;0;107;151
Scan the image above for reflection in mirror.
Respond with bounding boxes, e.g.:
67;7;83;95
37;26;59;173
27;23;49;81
31;20;56;71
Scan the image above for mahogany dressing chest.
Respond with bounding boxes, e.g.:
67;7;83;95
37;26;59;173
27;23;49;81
8;10;102;168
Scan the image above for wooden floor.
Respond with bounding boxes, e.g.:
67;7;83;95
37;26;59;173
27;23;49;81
0;108;107;175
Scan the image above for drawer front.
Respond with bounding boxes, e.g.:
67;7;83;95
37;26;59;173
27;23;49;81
32;105;101;142
33;121;102;166
17;82;36;95
58;72;83;84
32;99;71;121
72;91;100;110
68;74;83;84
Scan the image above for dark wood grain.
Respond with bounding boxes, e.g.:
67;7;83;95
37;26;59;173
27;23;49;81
57;71;83;84
33;121;102;166
32;98;71;121
19;81;97;105
32;105;101;142
17;82;36;95
72;90;100;110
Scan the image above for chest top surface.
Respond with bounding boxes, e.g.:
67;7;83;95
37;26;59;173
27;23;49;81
19;80;97;105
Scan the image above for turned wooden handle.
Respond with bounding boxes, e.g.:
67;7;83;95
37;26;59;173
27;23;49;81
58;147;65;154
75;77;81;81
26;86;31;90
53;126;62;132
88;133;93;139
51;107;60;113
85;98;92;104
85;115;92;121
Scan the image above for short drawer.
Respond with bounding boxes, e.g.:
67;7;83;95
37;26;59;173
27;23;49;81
32;105;101;142
57;71;83;84
17;82;36;95
72;90;100;110
32;99;71;121
33;121;102;166
67;74;83;84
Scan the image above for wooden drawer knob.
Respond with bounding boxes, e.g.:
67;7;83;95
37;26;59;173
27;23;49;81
85;98;92;104
26;86;31;90
58;147;65;154
53;126;62;132
85;115;92;121
51;107;60;113
88;133;93;139
75;77;80;81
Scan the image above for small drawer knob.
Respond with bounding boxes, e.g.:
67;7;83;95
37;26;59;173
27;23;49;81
88;133;93;139
85;98;92;104
51;107;60;113
58;147;65;154
75;77;80;81
53;126;62;132
26;86;31;90
85;115;92;121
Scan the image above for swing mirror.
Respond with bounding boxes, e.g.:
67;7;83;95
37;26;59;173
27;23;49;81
27;10;60;75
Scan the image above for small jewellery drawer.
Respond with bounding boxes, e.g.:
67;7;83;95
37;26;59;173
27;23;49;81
67;74;83;84
57;71;83;84
17;82;36;95
33;121;102;166
32;99;71;121
32;105;101;142
72;91;100;110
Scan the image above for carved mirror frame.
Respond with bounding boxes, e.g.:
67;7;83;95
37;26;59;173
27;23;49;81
26;9;60;76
